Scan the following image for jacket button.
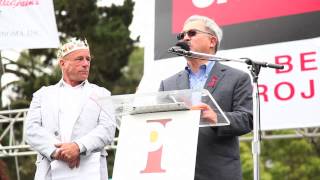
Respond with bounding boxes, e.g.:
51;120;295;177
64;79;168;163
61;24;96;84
54;131;59;136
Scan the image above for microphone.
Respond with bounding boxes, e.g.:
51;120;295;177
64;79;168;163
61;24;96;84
168;41;227;61
168;41;191;56
167;41;284;70
175;41;190;51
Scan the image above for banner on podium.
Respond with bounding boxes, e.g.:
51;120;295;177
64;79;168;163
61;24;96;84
112;110;200;180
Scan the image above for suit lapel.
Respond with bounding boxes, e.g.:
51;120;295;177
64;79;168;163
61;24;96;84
205;62;226;94
176;70;190;90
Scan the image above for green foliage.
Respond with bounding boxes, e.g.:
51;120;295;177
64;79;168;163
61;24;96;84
240;142;254;179
112;47;144;94
52;0;136;90
241;132;320;180
262;137;320;179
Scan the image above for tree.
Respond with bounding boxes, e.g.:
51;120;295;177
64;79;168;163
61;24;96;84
113;47;144;94
241;131;320;180
261;132;320;179
52;0;136;90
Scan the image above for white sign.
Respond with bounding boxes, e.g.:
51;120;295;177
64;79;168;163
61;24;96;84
112;110;200;180
217;38;320;130
0;0;59;49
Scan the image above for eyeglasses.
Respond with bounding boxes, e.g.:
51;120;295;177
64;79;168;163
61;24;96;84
176;29;214;40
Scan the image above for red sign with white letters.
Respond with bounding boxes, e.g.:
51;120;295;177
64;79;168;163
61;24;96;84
154;0;320;60
172;0;320;32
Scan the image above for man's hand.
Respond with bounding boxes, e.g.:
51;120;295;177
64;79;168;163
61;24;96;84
191;104;218;124
51;148;61;160
66;156;80;169
54;143;81;169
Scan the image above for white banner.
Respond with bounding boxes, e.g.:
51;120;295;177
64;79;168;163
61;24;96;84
218;38;320;130
0;0;59;49
112;110;200;180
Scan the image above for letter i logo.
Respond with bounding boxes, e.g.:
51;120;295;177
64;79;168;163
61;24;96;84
140;119;172;173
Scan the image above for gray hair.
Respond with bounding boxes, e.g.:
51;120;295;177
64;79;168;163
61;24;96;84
184;15;223;52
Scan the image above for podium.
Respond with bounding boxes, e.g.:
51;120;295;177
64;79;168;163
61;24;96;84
95;89;230;180
96;89;230;128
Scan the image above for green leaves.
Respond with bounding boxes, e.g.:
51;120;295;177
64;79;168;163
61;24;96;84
241;132;320;179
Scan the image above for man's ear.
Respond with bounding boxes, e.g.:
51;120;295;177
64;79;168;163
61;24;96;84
210;36;217;48
58;58;64;67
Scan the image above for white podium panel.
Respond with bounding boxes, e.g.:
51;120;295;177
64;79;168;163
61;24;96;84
112;110;200;180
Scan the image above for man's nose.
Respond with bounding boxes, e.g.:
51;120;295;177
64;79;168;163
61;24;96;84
183;34;191;41
82;60;90;66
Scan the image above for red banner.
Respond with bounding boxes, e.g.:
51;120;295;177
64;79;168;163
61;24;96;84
172;0;320;32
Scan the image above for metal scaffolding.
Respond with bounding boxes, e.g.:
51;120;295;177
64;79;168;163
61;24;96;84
0;108;319;178
0;108;117;158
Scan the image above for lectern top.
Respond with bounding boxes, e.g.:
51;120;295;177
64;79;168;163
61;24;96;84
94;89;230;127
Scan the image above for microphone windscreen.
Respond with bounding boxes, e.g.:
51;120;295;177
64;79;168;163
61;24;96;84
175;41;190;51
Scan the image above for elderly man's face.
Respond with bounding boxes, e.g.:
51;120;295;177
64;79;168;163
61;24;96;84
59;49;91;86
182;20;217;54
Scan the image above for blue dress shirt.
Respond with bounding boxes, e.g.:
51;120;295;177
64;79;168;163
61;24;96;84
186;61;215;90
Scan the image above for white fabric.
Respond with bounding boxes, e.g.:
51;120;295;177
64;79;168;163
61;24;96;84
51;152;101;180
58;80;85;142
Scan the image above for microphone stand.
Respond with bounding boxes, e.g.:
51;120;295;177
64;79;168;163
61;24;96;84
245;58;262;180
169;48;284;180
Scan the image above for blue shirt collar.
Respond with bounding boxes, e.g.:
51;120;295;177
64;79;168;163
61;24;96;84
185;61;215;76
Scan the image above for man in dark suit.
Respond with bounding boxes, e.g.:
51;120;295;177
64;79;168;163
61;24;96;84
159;15;253;180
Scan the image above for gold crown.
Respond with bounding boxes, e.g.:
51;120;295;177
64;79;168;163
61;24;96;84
57;38;89;59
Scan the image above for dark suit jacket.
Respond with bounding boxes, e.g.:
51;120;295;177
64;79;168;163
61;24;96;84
159;62;253;180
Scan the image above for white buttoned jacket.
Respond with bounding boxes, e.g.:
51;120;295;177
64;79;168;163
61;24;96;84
25;80;116;180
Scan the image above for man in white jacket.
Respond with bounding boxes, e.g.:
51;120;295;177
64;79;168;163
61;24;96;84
25;38;116;180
